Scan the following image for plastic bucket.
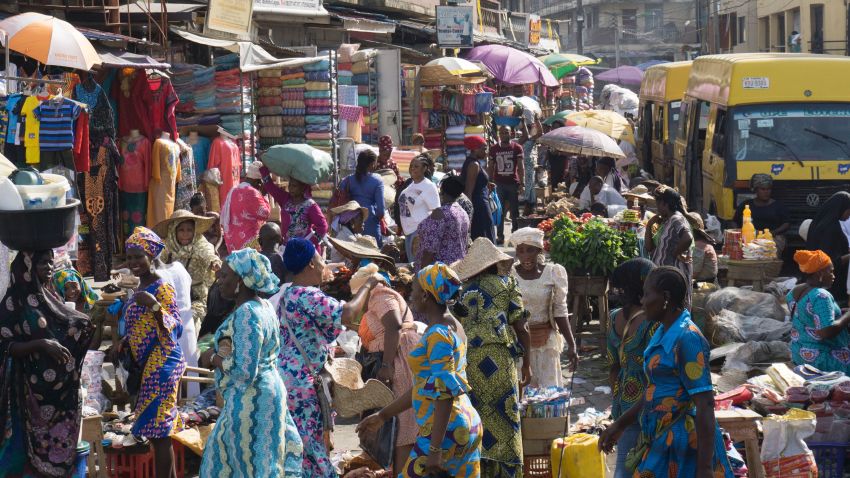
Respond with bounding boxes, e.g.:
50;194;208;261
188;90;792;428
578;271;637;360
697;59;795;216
73;441;90;478
15;173;71;210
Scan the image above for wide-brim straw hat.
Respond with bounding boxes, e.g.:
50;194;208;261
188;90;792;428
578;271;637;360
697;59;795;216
325;357;394;418
153;209;216;239
329;201;369;222
622;184;655;205
686;211;715;244
451;237;514;281
329;235;395;271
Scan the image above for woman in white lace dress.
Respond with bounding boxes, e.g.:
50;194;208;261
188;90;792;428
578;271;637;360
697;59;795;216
510;227;579;387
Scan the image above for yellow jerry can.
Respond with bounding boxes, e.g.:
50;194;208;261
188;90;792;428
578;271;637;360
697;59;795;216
549;433;605;478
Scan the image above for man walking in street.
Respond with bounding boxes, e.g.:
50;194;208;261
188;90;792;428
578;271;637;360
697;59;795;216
489;125;524;245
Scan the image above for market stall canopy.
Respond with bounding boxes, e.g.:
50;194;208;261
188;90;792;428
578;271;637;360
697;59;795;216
595;65;644;86
171;28;326;72
538;125;625;158
552;53;601;66
425;57;482;75
543;110;574;126
418;65;486;86
98;50;170;69
566;110;635;145
636;59;669;71
539;53;579;79
465;45;558;87
0;12;101;70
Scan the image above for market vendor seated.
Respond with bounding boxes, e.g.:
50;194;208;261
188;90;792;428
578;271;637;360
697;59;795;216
733;174;790;253
787;250;850;374
579;176;627;216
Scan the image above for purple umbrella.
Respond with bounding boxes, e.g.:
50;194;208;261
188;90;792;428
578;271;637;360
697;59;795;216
595;65;644;86
465;45;559;87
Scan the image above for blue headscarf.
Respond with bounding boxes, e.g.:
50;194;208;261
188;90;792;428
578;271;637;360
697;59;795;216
417;262;462;305
225;248;280;295
283;237;316;275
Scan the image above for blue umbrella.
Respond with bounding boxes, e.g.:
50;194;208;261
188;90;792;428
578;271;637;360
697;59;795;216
636;60;669;71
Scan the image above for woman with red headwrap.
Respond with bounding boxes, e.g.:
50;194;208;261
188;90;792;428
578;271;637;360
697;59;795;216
787;249;850;373
460;136;495;242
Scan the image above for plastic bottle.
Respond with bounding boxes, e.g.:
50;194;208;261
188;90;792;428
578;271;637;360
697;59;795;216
764;229;774;241
630;199;640;211
741;205;756;244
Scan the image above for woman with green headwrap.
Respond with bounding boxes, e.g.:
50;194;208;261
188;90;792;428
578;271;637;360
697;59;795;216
200;248;304;477
53;268;100;313
358;263;483;478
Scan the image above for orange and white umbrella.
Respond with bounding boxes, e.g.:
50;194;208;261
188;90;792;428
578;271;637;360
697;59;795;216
0;12;101;71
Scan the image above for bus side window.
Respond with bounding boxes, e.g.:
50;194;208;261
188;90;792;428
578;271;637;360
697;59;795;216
678;101;690;140
711;109;727;156
654;107;664;142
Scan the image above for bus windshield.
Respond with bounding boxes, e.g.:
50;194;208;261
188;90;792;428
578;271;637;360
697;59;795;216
730;103;850;161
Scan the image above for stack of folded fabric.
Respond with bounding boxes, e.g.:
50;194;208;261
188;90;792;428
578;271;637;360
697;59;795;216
280;65;308;145
445;125;467;171
351;49;378;144
214;53;239;71
215;68;251;116
193;66;217;113
172;65;196;113
423;130;442;150
256;69;286;149
303;58;335;151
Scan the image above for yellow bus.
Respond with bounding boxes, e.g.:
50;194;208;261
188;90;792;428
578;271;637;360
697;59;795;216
637;61;692;184
673;53;850;227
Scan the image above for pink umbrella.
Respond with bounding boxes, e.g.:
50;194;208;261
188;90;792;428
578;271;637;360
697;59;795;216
465;45;559;87
595;65;644;86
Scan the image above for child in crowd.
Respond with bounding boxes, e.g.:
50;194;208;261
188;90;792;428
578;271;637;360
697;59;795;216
190;192;207;216
259;222;286;284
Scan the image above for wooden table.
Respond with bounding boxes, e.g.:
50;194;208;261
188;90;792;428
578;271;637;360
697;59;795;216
715;408;764;478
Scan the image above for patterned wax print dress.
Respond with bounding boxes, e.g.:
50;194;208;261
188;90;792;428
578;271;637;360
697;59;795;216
123;279;186;438
637;310;733;478
276;286;342;478
402;324;483;478
787;287;850;373
200;299;303;477
453;274;525;477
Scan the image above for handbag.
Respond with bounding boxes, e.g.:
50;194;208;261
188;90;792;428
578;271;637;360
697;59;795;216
361;415;398;469
624;403;688;474
329;176;352;210
489;189;502;226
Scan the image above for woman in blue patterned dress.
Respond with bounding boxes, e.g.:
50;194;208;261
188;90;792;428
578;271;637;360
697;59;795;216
786;250;850;373
118;227;186;478
200;248;303;477
276;238;376;478
600;266;732;478
605;258;658;478
358;263;483;477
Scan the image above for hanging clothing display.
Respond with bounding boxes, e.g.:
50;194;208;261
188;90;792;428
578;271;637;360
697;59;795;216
76;78;120;281
146;136;181;227
132;73;179;140
175;137;197;210
20;94;42;165
78;138;121;281
208;136;240;209
119;134;152;237
114;69;144;138
188;134;211;176
73;110;90;172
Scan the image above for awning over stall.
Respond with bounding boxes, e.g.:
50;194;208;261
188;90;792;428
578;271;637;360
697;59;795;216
98;50;171;69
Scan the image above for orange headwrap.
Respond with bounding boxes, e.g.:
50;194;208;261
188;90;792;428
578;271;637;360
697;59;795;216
794;250;832;274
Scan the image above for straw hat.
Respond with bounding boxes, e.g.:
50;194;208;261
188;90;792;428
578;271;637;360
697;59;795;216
375;169;398;207
153;209;216;239
686;211;715;244
623;184;655;206
324;357;395;418
329;201;368;223
451;237;514;281
329;235;395;271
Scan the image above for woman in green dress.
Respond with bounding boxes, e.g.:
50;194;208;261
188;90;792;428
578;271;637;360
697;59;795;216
451;237;531;477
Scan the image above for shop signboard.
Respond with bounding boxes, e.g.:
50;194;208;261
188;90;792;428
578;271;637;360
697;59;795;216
207;0;254;36
528;14;542;47
254;0;323;13
436;5;475;48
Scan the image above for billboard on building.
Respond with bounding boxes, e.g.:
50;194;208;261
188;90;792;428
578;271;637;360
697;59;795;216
436;5;475;48
254;0;323;12
207;0;254;35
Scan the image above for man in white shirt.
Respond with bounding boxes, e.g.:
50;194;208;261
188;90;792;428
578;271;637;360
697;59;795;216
579;176;627;215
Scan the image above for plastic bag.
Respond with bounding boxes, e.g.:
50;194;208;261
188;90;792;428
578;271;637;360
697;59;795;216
705;287;788;321
722;340;791;372
760;409;817;478
707;309;791;346
489;189;502;227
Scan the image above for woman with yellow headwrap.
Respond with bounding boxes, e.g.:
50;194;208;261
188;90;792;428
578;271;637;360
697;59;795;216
787;250;850;373
358;263;483;478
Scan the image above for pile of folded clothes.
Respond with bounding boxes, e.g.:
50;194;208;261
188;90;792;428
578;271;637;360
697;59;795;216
257;68;287;149
351;49;378;144
445;125;467;171
303;58;335;151
279;65;308;145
